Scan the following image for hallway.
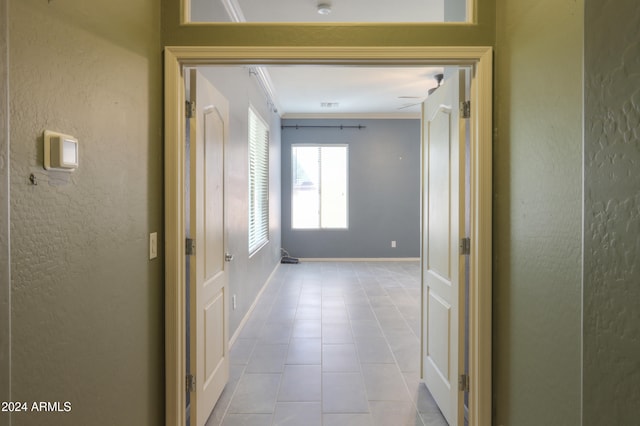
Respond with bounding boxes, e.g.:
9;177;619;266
206;261;448;425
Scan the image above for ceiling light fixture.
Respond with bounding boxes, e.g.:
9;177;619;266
317;3;332;15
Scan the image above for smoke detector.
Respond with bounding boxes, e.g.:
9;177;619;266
317;3;332;15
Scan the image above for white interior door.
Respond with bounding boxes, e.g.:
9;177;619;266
421;69;466;426
189;69;230;426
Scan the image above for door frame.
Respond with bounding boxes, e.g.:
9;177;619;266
164;45;492;426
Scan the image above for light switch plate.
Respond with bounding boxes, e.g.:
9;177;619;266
149;232;158;259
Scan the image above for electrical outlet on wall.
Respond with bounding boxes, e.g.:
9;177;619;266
232;295;237;310
391;240;397;248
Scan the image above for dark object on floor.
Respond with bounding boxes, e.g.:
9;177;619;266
281;256;299;264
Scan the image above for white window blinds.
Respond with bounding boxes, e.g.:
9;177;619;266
248;107;270;254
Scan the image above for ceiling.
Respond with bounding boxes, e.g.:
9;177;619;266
191;0;446;23
264;65;444;117
191;0;455;117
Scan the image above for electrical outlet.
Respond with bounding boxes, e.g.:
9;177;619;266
149;232;158;259
391;240;397;248
232;295;237;310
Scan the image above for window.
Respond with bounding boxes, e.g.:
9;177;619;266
248;106;269;254
186;0;471;23
291;145;348;229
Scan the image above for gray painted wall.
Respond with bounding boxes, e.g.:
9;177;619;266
7;0;164;425
198;67;282;337
281;118;420;259
494;0;583;424
584;1;640;423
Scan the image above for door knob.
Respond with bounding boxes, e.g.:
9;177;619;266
225;253;234;262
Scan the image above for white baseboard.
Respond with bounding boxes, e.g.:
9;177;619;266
229;262;281;348
297;257;420;262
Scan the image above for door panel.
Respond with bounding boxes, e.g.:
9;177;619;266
427;110;452;279
204;292;224;379
189;69;230;426
204;107;225;281
422;69;466;426
427;290;451;380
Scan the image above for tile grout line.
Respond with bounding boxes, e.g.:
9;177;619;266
217;266;289;425
270;267;305;426
352;266;375;423
358;262;427;426
214;261;438;426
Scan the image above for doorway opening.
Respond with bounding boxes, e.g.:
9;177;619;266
164;46;492;426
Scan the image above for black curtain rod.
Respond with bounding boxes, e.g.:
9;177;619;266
281;124;366;130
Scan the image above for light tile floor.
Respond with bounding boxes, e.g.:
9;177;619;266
206;261;448;426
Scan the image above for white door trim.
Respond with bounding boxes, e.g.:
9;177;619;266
163;45;492;426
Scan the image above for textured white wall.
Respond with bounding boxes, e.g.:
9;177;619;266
584;0;640;423
8;0;163;425
0;0;10;423
494;0;583;424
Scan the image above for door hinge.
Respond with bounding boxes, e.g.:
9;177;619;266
460;237;471;255
186;100;195;119
460;100;471;119
186;238;196;256
186;374;196;393
459;374;470;392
